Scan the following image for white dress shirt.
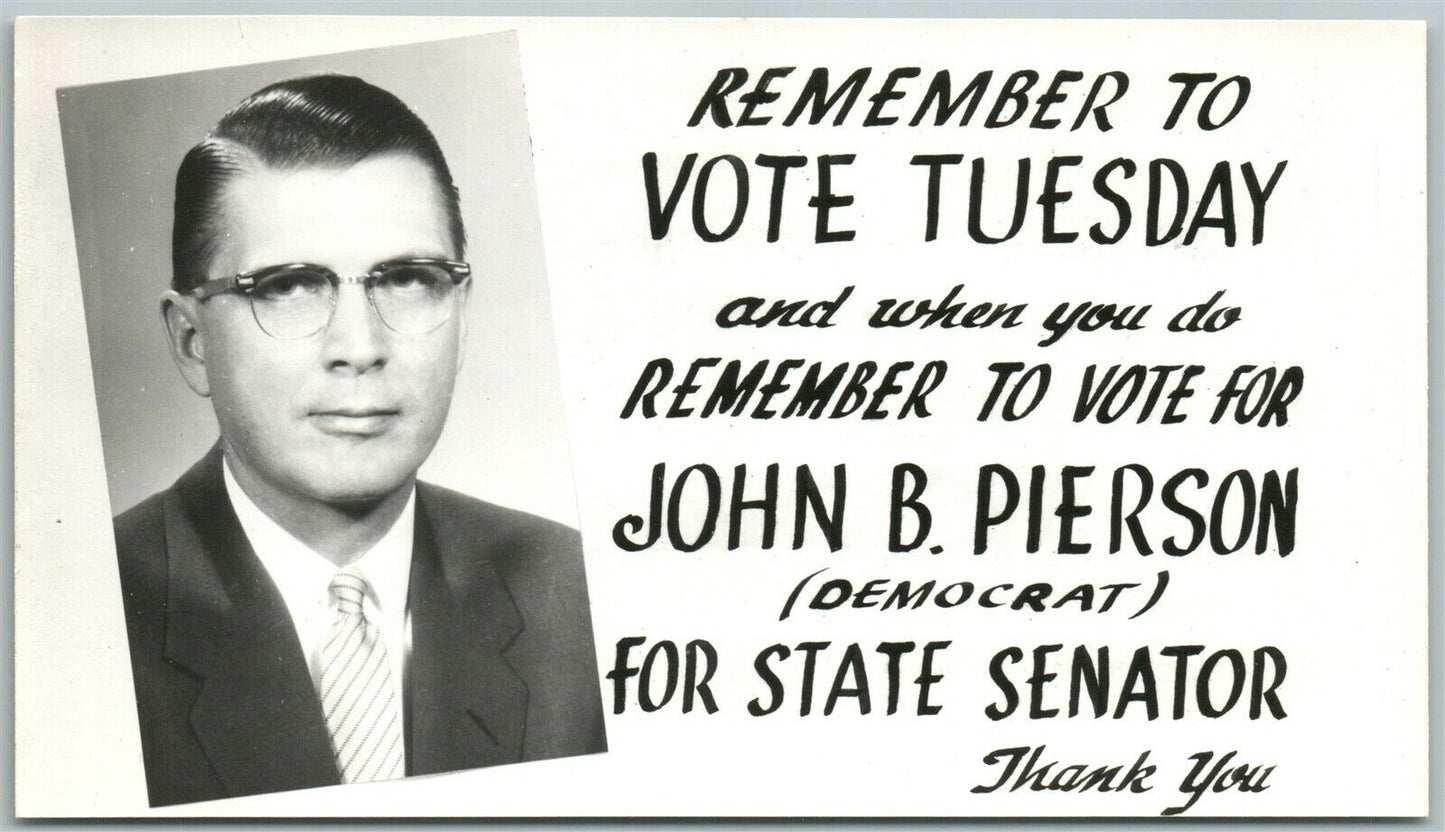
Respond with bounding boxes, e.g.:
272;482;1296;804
222;459;414;761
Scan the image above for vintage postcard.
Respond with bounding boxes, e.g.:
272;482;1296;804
13;16;1429;817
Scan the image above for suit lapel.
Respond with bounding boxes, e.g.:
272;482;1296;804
162;448;341;797
406;489;529;775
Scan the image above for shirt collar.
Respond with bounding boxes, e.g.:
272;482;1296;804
222;457;415;626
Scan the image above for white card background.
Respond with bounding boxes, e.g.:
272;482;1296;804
13;17;1428;818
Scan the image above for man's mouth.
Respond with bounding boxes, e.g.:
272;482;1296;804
308;408;401;437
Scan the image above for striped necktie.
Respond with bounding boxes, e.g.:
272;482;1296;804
320;567;404;783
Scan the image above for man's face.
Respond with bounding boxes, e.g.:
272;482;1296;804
187;154;467;508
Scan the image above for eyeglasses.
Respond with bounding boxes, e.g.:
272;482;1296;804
188;259;472;339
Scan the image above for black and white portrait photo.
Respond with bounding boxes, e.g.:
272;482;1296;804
55;34;606;807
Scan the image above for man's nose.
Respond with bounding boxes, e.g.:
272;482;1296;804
319;283;389;372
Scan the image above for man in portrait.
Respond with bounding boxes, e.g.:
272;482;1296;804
111;74;605;807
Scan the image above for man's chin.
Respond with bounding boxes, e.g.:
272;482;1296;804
289;453;420;508
299;478;415;513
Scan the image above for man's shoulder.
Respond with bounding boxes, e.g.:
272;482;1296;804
115;486;170;531
414;481;586;591
113;489;174;577
113;448;225;555
415;481;579;549
110;485;191;672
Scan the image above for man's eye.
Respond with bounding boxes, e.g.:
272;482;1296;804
377;266;448;294
253;271;329;301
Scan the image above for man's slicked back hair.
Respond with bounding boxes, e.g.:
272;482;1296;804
172;74;466;291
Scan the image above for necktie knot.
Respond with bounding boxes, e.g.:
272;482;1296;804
329;568;370;615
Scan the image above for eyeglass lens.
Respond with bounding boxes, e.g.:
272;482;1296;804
249;265;459;339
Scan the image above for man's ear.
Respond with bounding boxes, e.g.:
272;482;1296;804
454;278;473;373
160;290;212;397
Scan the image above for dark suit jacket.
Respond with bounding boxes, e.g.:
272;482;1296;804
113;447;606;807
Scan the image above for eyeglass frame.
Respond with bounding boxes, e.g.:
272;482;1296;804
185;258;473;339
